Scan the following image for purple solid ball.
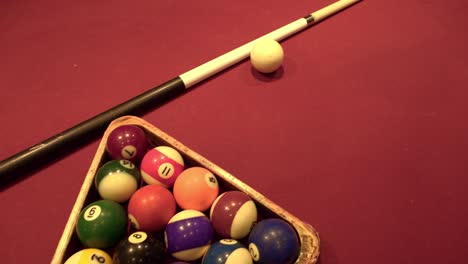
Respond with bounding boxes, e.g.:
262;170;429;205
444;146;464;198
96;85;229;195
166;216;213;254
165;210;214;261
106;125;149;164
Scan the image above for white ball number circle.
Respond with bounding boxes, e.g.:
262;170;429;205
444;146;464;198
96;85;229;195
121;145;137;159
249;243;260;261
120;160;135;169
158;163;175;179
205;172;218;188
84;205;101;222
128;231;148;244
220;239;237;245
128;214;140;230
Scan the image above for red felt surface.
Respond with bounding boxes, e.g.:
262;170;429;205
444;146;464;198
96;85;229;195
1;0;468;263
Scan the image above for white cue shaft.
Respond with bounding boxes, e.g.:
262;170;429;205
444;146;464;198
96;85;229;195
180;0;360;88
0;0;360;186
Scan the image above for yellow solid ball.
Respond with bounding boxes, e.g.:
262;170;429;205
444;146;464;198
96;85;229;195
250;39;284;73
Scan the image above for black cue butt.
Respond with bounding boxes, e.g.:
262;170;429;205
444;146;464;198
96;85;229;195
0;77;186;188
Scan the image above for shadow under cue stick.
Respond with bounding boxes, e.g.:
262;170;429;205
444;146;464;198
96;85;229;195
0;0;361;186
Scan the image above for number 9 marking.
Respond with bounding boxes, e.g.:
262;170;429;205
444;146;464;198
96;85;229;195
91;253;106;263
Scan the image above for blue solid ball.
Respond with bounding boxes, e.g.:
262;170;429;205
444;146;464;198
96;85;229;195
247;219;300;264
202;239;252;264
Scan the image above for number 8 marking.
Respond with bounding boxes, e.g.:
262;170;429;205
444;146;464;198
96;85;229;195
128;231;147;244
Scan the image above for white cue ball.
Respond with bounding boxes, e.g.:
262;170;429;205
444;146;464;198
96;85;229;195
250;39;284;73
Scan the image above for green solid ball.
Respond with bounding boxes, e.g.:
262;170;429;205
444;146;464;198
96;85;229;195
76;200;128;249
95;160;141;203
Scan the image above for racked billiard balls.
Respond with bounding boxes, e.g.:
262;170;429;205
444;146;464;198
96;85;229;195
76;199;128;249
165;210;214;261
64;248;112;264
202;239;253;264
248;218;300;264
173;167;219;211
113;231;165;264
106;125;149;164
210;191;257;239
128;184;177;232
140;146;185;187
94;160;141;203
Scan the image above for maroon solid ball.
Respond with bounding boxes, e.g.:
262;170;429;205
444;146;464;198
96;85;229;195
106;125;149;164
210;191;258;239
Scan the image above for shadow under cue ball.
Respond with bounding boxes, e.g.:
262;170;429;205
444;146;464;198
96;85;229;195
113;231;165;264
165;210;214;261
250;39;284;74
173;166;219;211
247;218;300;264
76;200;128;249
106;124;149;164
94;159;141;203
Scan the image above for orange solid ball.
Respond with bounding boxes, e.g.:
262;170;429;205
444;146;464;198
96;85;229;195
173;167;220;211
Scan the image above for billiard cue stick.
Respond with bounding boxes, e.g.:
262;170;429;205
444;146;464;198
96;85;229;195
0;0;360;186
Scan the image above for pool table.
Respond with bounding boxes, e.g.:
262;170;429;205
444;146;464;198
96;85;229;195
1;0;468;263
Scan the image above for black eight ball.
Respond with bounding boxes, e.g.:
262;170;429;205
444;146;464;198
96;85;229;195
113;231;165;264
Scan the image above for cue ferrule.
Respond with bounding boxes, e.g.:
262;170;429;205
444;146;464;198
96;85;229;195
304;14;315;24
